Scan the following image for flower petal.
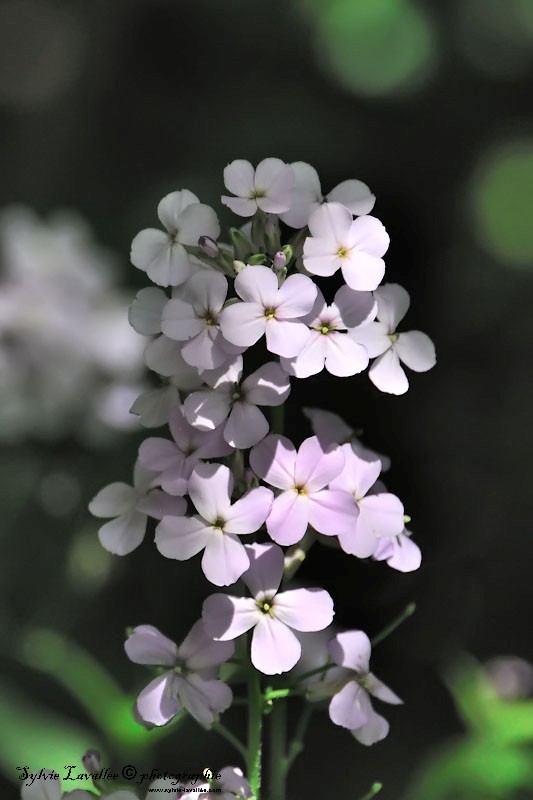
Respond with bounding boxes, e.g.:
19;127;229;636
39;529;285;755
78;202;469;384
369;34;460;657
341;251;385;292
242;542;285;598
130;385;180;428
224;402;269;449
89;482;136;518
324;333;369;377
326;179;376;216
308;202;353;240
225;486;273;534
219;302;266;348
352;707;390;745
328;630;372;672
359;493;405;538
307;489;359;537
21;774;62;800
249;434;296;489
177;673;232;725
221;195;257;216
329;681;371;730
177;203;220;246
375;283;410;330
136;490;186;520
275;273;318;319
202;530;250;586
189;462;233;521
334;284;377;329
395;331;436;372
125;624;177;666
365;673;403;705
155;515;211;560
136;672;181;727
266;491;310;546
251;615;301;674
184;389;230;431
129;287;167;335
349;321;391;357
274;588;334;632
265;319;311;358
234;264;279;305
243;362;291;406
179;619;235;670
157;190;199;231
223;159;255;197
202;594;260;640
98;511;147;555
369;349;409;395
183;269;228;314
161;298;203;341
294;436;345;492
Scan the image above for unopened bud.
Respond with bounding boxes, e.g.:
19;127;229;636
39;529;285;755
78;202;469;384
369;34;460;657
273;251;287;271
198;236;219;258
82;750;101;774
233;260;246;274
229;228;251;261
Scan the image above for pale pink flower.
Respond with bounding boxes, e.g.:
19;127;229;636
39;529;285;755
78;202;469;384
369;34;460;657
221;158;293;217
131;190;219;287
280;161;375;228
303;203;389;291
184;356;290;449
326;630;402;745
138;407;232;496
372;528;421;572
249;434;357;546
202;543;334;674
125;621;233;726
89;461;185;555
162;270;241;370
329;445;404;558
280;285;374;378
219;266;317;358
349;283;436;395
143;335;204;389
155;463;273;586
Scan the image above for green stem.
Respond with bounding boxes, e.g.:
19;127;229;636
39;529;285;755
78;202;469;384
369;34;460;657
247;668;263;799
289;661;336;686
212;722;248;760
283;530;315;583
270;404;285;435
285;703;313;772
371;602;416;647
269;699;287;800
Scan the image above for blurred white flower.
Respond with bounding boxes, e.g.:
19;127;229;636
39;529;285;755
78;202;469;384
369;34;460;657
0;206;145;440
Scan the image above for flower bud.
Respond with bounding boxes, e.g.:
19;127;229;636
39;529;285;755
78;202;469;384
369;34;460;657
82;750;101;774
233;260;246;274
273;250;287;271
248;253;267;265
229;228;251;261
198;236;219;258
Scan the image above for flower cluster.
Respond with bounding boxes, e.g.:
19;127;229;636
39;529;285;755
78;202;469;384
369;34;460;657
89;158;435;791
0;206;145;440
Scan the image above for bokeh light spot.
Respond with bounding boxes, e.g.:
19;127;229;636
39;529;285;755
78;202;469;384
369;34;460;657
458;0;533;78
313;0;437;97
67;527;113;593
470;139;533;269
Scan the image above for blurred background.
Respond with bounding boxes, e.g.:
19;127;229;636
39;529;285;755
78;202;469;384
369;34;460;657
1;0;533;798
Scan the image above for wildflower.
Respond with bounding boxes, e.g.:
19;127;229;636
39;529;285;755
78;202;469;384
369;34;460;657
221;158;293;217
138;407;232;496
161;270;240;369
131;190;220;287
329;445;404;558
156;463;273;586
202;543;334;674
219;265;317;358
303;203;389;291
89;461;185;555
349;283;436;394
280;286;374;378
280;161;375;228
143;335;204;389
325;630;402;745
125;621;233;726
184;357;290;449
249;434;357;545
372;528;422;572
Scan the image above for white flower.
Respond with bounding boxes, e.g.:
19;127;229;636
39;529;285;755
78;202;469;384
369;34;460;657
221;158;293;217
280;161;375;228
350;283;436;394
131;190;220;287
89;461;186;554
129;382;180;428
303;203;389;291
